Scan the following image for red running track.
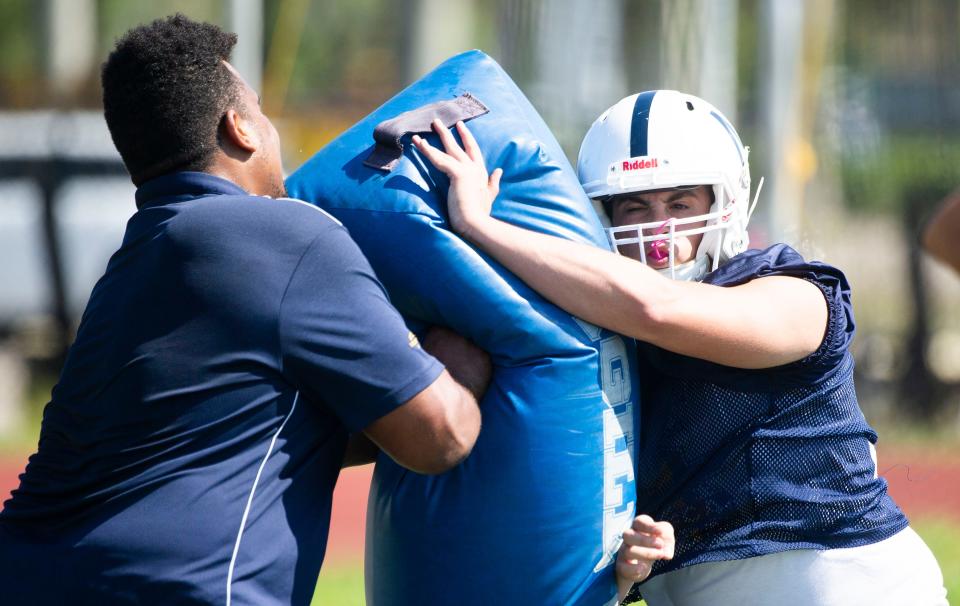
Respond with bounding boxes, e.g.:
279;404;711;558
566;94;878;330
1;445;958;562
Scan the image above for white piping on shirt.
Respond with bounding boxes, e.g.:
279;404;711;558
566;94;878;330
275;197;343;226
225;391;300;605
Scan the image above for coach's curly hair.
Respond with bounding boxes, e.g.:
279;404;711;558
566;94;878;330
102;14;240;185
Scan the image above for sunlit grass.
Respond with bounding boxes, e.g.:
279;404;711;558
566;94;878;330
874;420;960;453
312;561;365;606
914;518;960;601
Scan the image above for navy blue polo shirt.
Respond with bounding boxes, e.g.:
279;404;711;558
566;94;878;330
0;172;443;605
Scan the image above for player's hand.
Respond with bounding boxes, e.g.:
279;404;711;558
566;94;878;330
616;515;675;585
412;119;502;241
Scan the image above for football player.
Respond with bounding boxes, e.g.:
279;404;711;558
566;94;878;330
412;91;947;605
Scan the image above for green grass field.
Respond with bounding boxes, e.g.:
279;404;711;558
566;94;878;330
310;519;960;605
916;518;960;599
312;562;365;606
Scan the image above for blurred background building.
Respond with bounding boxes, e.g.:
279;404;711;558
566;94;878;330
0;0;958;440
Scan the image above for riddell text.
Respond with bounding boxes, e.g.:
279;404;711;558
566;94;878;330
623;158;658;171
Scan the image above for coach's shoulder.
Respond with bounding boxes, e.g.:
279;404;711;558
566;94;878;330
271;196;343;227
223;194;342;227
167;193;347;260
194;193;344;241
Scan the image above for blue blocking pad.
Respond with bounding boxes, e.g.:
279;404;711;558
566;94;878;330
286;50;639;606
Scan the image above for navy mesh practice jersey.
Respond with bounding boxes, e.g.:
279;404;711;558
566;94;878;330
635;244;908;580
0;172;442;605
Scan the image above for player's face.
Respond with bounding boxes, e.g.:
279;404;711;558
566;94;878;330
610;186;713;267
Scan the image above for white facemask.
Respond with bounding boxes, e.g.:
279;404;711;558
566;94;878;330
655;255;712;282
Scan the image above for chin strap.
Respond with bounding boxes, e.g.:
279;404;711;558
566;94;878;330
657;255;711;282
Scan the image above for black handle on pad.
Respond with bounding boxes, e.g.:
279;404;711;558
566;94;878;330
363;92;489;172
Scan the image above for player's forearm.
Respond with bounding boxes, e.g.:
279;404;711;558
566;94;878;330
463;216;672;339
462;215;781;363
465;218;827;368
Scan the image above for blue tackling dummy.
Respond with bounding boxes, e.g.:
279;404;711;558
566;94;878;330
286;50;639;606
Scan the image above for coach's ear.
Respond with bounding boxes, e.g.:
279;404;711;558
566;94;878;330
220;108;258;155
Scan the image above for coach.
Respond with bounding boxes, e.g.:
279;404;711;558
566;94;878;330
0;14;488;606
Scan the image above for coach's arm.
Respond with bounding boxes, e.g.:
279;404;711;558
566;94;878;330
358;326;491;474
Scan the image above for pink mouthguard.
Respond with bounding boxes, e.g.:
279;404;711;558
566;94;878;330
646;220;672;262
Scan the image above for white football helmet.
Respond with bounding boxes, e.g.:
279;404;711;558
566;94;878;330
577;90;758;280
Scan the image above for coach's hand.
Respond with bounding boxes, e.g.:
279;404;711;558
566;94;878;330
412;119;502;241
360;326;489;475
421;326;492;403
616;515;675;601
